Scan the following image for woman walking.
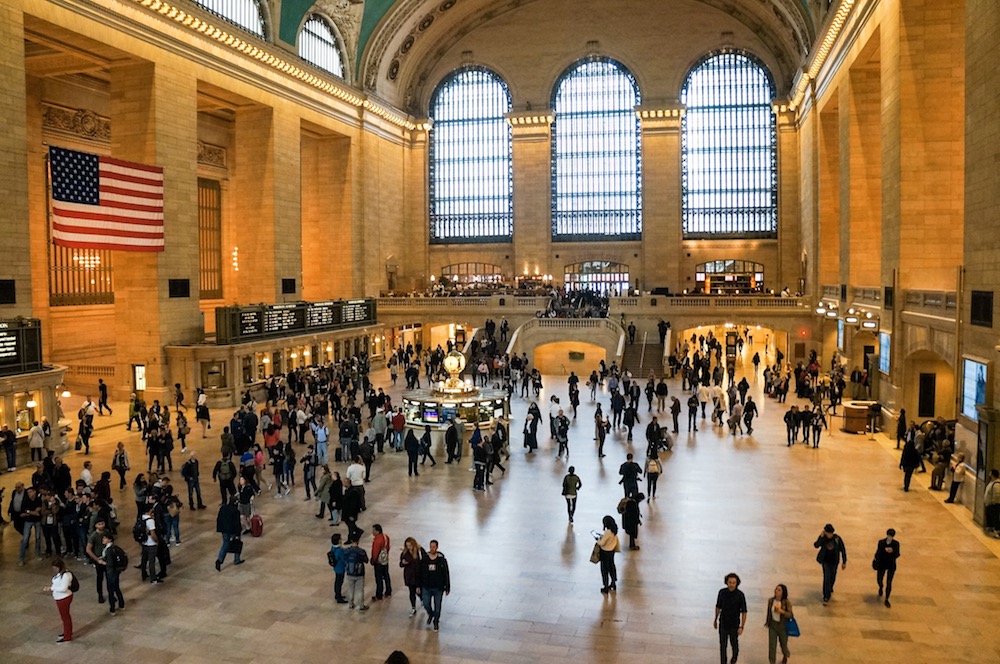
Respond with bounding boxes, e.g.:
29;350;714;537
621;493;644;550
561;466;582;523
399;536;425;617
595;515;621;594
872;528;900;607
132;473;148;517
45;558;74;642
112;442;130;491
646;454;663;498
315;465;333;518
237;475;255;534
176;411;190;453
764;584;794;664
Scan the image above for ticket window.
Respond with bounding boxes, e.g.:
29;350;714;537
241;355;254;385
201;361;227;389
15;392;39;434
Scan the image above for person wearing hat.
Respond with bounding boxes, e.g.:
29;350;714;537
813;524;847;604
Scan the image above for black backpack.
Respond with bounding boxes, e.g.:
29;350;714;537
111;545;129;571
132;517;147;543
68;573;80;593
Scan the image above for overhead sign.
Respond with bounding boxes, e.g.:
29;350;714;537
0;318;44;376
215;299;377;345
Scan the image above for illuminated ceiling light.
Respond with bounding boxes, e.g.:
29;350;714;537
845;316;859;324
861;320;878;329
815;306;827;315
826;311;838;318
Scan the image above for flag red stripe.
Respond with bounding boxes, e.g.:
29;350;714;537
52;238;164;252
100;171;164;188
99;156;164;175
52;222;164;239
96;191;165;210
53;208;163;226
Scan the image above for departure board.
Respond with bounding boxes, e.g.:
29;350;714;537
215;299;376;344
0;318;44;376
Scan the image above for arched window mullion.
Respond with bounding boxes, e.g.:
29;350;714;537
194;0;266;39
429;67;513;244
681;51;777;239
298;15;345;78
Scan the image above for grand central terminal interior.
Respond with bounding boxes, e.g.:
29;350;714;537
1;0;999;662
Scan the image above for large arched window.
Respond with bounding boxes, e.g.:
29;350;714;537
551;57;641;242
194;0;266;38
681;51;777;239
564;261;630;295
298;15;344;78
429;67;513;243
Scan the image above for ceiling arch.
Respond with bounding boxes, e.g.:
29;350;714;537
357;0;818;109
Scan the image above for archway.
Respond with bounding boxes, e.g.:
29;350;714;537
533;341;607;375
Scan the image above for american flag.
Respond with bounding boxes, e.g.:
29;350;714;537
49;146;164;252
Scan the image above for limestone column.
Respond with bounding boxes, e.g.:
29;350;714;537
231;106;302;302
302;132;355;300
774;104;801;292
109;61;200;400
507;111;553;281
0;7;30;316
404;124;429;292
881;0;965;291
817;102;840;289
839;67;882;290
637;106;683;293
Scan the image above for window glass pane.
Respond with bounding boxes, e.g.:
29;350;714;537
298;16;344;77
194;0;266;38
551;58;641;241
681;51;777;239
429;67;513;243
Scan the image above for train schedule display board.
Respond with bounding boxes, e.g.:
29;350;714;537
0;318;44;377
215;299;377;344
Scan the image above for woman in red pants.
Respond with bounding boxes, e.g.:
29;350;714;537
45;558;75;642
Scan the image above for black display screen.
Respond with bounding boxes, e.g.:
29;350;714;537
216;299;377;345
0;319;44;376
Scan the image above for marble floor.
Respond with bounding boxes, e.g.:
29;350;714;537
1;352;999;664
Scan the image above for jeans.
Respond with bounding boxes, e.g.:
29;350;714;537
166;513;181;543
421;586;444;623
316;441;328;466
373;563;392;599
718;626;740;664
303;471;317;499
345;574;366;608
565;496;577;519
217;534;242;563
186;479;203;508
4;444;16;468
647;474;660;497
821;562;839;600
106;568;125;609
141;543;158;581
334;572;345;600
599;550;617;589
19;521;41;561
95;563;107;599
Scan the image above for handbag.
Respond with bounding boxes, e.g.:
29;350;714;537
785;616;801;638
590;543;601;564
228;538;244;554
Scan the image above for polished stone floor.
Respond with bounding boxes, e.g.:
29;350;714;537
2;347;999;663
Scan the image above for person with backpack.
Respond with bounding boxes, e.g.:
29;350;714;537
215;495;244;571
343;537;369;611
213;455;238;504
46;557;77;642
98;532;126;614
328;533;348;604
370;524;392;602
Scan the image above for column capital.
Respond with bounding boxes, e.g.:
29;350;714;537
771;99;797;130
635;104;685;133
505;110;554;140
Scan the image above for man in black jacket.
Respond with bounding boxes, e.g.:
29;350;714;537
872;528;900;607
215;496;244;570
418;539;451;632
814;523;848;604
444;419;459;464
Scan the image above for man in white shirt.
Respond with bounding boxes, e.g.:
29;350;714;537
140;507;161;583
79;460;94;487
346;457;367;510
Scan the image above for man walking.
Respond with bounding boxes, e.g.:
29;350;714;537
554;409;570;459
97;379;113;416
181;452;207;510
814;523;848;604
618;453;642;498
418;539;451;632
872;528;900;607
714;572;747;664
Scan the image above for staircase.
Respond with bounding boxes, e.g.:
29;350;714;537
621;335;664;377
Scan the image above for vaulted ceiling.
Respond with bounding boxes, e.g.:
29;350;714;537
353;0;830;111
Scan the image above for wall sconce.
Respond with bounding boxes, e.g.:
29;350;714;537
326;345;333;353
825;311;838;318
231;246;239;272
262;357;270;364
290;352;298;359
815;306;827;315
861;320;878;329
26;399;37;408
302;350;310;357
845;316;859;324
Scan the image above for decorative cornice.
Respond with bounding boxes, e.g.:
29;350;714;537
505;111;554;128
789;0;857;111
196;140;227;168
41;104;111;144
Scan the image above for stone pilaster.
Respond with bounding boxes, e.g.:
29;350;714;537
637;105;683;292
110;60;200;400
507;111;553;280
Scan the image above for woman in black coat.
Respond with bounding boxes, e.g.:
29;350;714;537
899;440;922;492
622;493;644;550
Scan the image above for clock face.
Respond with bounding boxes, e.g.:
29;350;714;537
443;350;466;375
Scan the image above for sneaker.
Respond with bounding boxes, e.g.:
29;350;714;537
275;493;283;498
409;608;417;617
358;605;368;611
56;637;70;643
283;488;291;496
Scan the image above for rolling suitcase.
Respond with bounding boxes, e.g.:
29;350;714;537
250;514;264;537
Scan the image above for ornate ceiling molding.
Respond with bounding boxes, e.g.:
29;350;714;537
360;0;815;108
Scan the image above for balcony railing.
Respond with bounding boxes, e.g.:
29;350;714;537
822;284;840;299
377;294;805;312
851;287;882;306
903;290;957;317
